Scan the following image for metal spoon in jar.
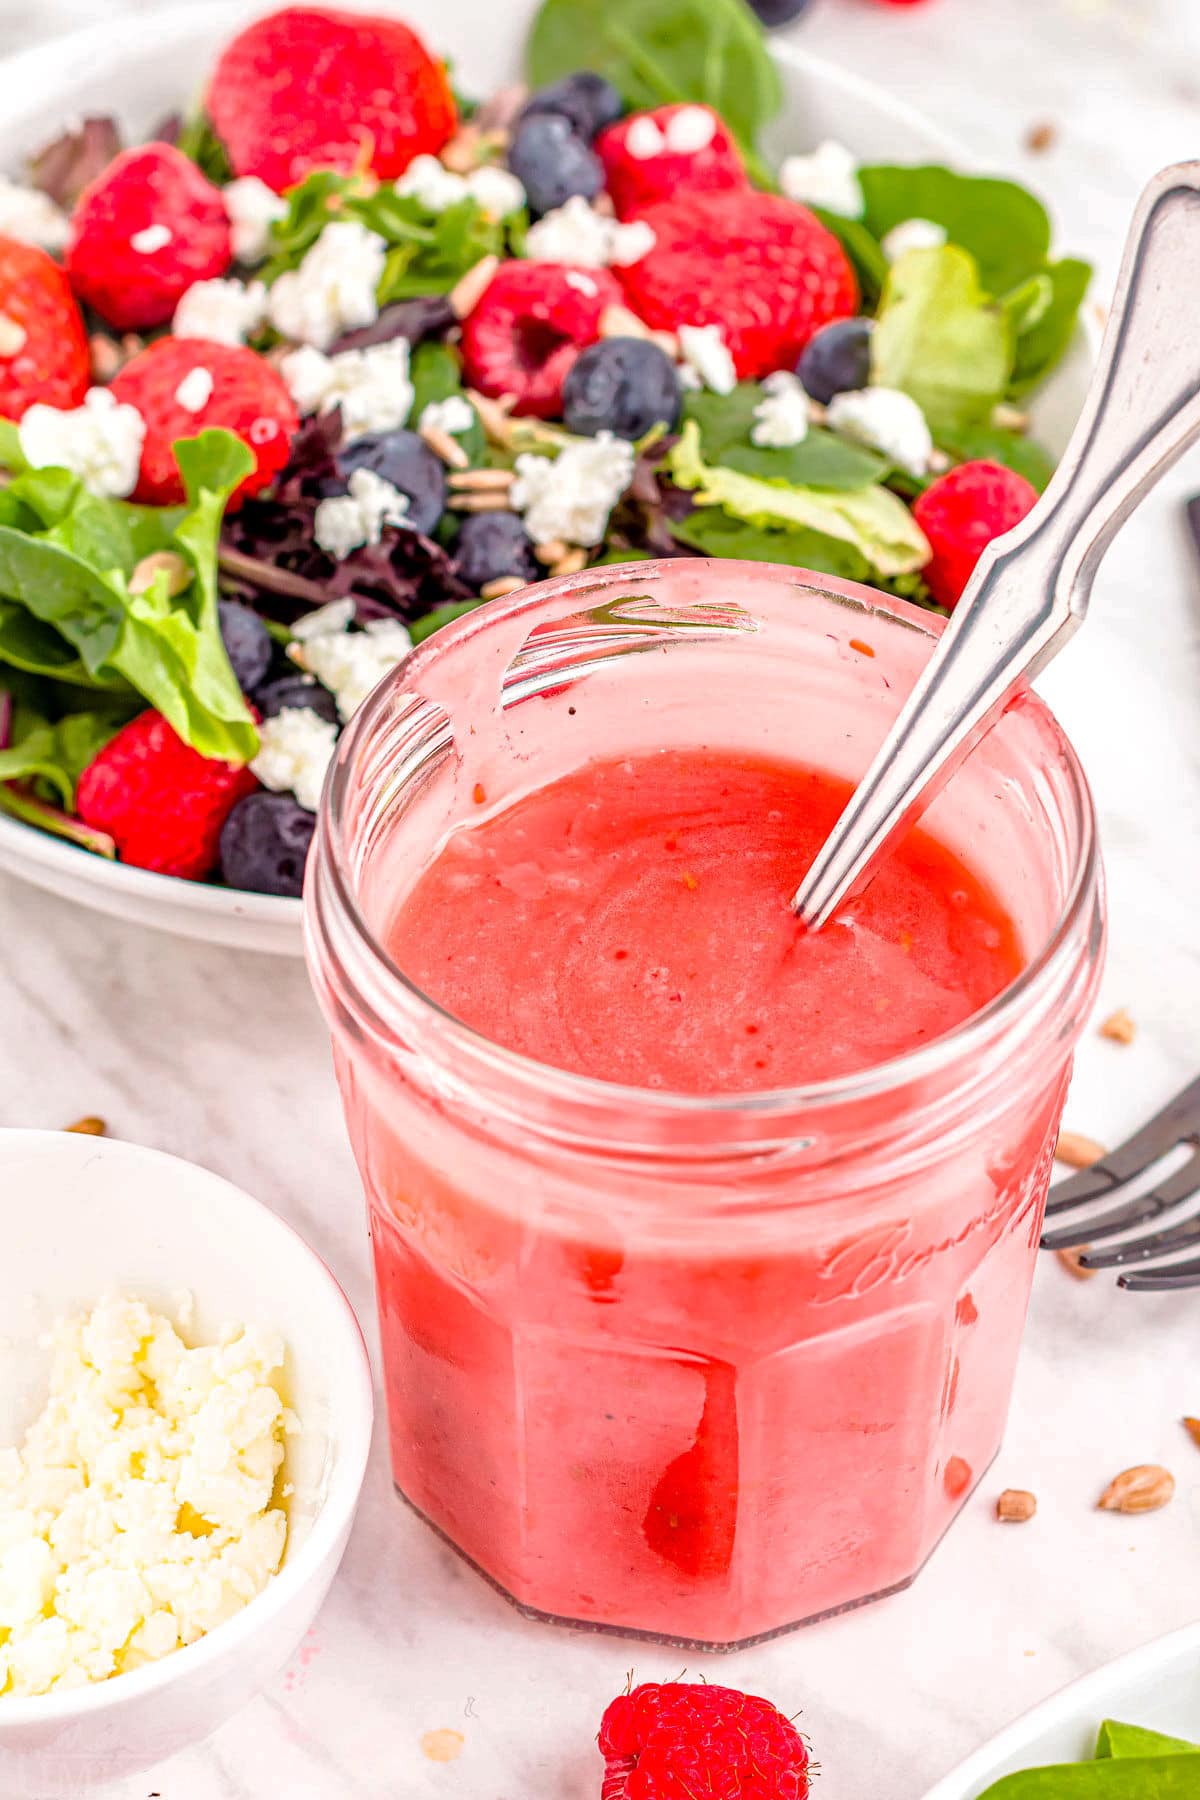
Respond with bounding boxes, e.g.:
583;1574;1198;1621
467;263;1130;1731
793;160;1200;928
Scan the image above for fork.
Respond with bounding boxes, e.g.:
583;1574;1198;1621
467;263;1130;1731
1041;1077;1200;1289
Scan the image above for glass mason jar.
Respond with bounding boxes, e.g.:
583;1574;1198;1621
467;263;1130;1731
305;561;1104;1650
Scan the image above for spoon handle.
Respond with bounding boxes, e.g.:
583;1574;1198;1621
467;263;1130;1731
793;159;1200;928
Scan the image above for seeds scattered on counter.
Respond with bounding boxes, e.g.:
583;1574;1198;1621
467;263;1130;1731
996;1488;1037;1523
64;1115;106;1135
1056;1245;1098;1281
1182;1417;1200;1450
1055;1129;1107;1169
1099;1007;1136;1044
1097;1464;1175;1515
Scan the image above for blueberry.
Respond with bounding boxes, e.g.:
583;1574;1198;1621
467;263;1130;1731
255;673;340;726
218;600;273;693
562;337;681;441
326;429;447;535
453;511;538;589
219;792;315;899
797;317;874;406
508;114;603;217
747;0;814;25
521;71;624;141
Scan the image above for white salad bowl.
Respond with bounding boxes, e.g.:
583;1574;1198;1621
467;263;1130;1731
0;0;1096;955
0;1128;374;1796
921;1620;1200;1799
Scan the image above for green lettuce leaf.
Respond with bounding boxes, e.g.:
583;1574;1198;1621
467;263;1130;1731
858;165;1052;296
408;342;486;464
682;385;889;487
1010;256;1092;396
1096;1722;1200;1760
670;506;871;580
871;245;1013;434
935;421;1055;492
0;710;124;807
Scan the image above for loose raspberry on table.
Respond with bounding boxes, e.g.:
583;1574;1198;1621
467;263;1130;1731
597;104;747;220
76;710;260;881
66;143;232;332
108;337;299;508
460;259;622;418
617;188;857;380
0;235;89;420
912;459;1039;608
207;5;457;192
598;1682;811;1799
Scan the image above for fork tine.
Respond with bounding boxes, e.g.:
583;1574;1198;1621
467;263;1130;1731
1042;1074;1200;1229
1041;1148;1200;1250
1078;1182;1200;1269
1120;1259;1200;1292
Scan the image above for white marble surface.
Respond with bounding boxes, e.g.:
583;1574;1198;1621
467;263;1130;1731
2;1;1200;1795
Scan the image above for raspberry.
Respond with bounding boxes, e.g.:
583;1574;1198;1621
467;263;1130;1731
207;6;457;193
66;144;231;332
460;260;622;419
617;189;857;380
597;105;747;219
599;1683;811;1800
76;710;260;881
912;460;1039;608
109;337;299;509
0;237;89;421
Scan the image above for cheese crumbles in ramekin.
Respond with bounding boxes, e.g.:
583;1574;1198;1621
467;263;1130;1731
0;1294;296;1697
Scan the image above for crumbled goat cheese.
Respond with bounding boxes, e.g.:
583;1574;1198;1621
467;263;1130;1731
293;617;414;721
0;1294;289;1697
395;154;524;219
523;195;655;268
510;433;635;547
174;367;214;414
313;467;411;561
881;217;949;262
751;371;811;448
267;221;386;350
20;389;145;498
419;394;475;437
779;140;863;219
290;597;357;641
223;176;288;264
677;324;737;396
172;277;268;346
0;175;70;252
251;706;338;812
130;224;172;254
625;116;668;160
280;338;414;441
825;386;933;477
664;106;717;154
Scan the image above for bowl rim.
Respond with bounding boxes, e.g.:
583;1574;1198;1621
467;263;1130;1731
0;1128;374;1728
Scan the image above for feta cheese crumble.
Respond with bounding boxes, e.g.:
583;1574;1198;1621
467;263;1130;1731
280;338;414;441
395;155;525;220
291;613;414;721
172;277;268;346
825;386;933;477
751;371;811;449
313;467;411;560
0;175;70;253
677;324;737;397
510;433;635;547
881;217;949;262
779;140;863;219
130;223;172;254
418;394;475;437
223;176;288;264
266;221;386;350
0;1295;291;1698
523;195;655;269
251;706;338;812
174;367;214;414
19;389;145;498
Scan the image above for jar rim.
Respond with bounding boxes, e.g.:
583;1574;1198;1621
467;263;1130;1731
314;560;1101;1122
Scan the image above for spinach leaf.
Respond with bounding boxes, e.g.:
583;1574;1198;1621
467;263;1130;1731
858;165;1051;296
408;341;486;463
670;506;871;580
682;386;889;486
0;600;124;688
592;547;654;565
409;599;488;644
1096;1722;1200;1759
0;710;124;807
526;0;782;180
1010;256;1092;396
935;422;1055;492
871;245;1013;434
979;1761;1200;1796
668;421;929;577
811;207;889;307
176;110;234;186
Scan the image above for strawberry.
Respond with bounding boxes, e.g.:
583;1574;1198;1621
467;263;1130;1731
599;1682;811;1799
596;105;747;220
617;188;858;380
0;237;89;421
912;460;1039;608
207;6;457;193
76;710;260;881
108;337;299;509
460;260;623;418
